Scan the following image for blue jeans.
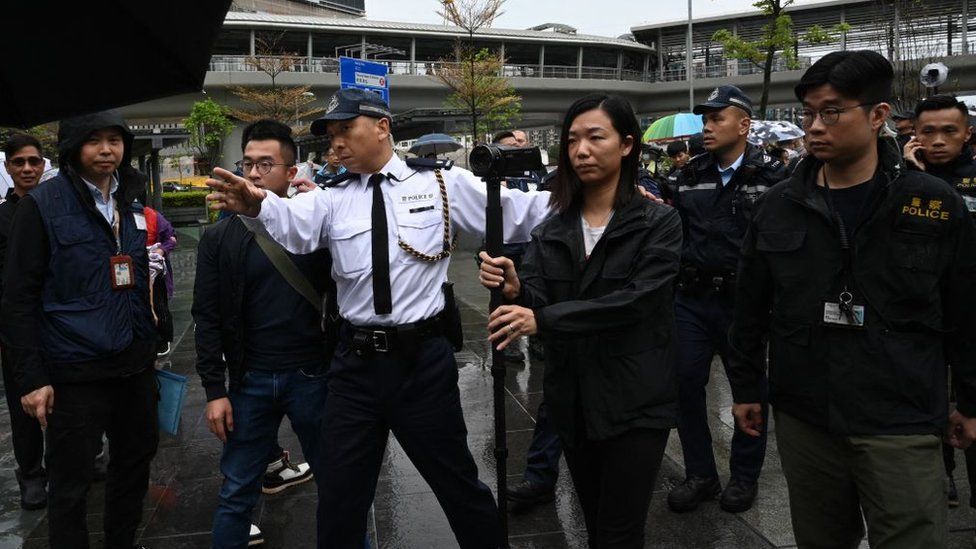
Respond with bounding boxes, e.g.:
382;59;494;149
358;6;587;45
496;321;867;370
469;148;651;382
212;367;328;549
523;400;562;488
674;291;768;483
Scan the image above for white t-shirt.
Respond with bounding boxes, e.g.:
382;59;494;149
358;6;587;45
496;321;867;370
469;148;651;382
581;210;614;259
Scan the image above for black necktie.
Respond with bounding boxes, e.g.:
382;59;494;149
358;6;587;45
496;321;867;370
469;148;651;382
369;174;392;315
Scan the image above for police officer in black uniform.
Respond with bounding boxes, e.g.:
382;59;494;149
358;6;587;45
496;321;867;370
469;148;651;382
904;94;976;214
902;93;976;508
667;85;786;514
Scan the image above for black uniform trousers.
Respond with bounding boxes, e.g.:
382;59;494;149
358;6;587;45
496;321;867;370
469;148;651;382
674;290;768;483
46;366;158;549
316;327;500;548
0;347;45;480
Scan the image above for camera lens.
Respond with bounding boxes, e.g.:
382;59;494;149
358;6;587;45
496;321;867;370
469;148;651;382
469;145;499;177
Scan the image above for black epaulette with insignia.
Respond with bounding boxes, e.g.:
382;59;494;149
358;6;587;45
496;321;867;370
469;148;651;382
322;170;358;188
405;157;455;171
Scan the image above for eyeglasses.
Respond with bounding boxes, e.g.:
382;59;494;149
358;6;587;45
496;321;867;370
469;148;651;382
235;160;292;175
7;156;44;168
800;103;876;128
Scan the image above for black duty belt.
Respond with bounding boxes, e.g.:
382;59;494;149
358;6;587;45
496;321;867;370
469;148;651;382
346;314;445;355
678;265;736;291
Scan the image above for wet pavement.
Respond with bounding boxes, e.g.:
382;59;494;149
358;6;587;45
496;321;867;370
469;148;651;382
1;226;975;548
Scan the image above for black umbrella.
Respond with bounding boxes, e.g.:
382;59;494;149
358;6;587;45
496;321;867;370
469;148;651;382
0;0;233;128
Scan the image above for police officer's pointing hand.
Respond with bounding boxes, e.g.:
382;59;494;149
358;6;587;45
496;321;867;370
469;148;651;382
206;167;267;218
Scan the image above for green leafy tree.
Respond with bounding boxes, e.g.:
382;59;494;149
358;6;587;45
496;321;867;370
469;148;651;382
0;123;59;165
439;48;521;140
183;98;233;174
437;0;508;143
712;0;850;118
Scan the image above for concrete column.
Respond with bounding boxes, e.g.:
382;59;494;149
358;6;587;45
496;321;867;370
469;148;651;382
658;28;664;80
643;53;650;81
499;42;506;77
410;37;416;74
840;8;847;51
361;35;367;59
577;46;583;79
730;21;739;76
617;51;624;79
249;29;255;56
893;2;901;63
964;0;969;55
539;44;545;77
150;148;162;212
307;33;313;71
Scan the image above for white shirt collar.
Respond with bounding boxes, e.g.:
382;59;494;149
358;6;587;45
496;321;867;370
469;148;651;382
360;152;408;191
719;153;745;173
81;174;119;201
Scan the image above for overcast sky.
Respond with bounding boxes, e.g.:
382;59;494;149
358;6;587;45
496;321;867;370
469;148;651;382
364;0;828;37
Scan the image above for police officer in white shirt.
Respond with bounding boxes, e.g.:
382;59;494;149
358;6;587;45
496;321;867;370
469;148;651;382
206;88;551;548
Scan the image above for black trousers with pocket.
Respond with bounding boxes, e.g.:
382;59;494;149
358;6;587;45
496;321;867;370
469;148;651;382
46;366;159;549
316;329;500;548
1;347;45;480
564;428;671;549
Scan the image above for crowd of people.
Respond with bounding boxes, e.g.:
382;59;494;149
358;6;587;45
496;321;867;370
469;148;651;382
3;48;976;549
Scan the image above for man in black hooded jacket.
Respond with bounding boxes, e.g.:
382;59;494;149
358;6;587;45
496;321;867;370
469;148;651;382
1;110;158;549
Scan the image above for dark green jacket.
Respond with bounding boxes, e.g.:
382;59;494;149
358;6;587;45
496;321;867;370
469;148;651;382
518;194;682;446
728;139;976;435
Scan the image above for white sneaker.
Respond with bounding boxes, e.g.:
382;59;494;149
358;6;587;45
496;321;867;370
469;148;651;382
249;524;264;546
262;450;313;494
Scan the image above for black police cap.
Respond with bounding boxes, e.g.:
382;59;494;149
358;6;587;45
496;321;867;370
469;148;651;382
310;88;392;136
693;85;754;117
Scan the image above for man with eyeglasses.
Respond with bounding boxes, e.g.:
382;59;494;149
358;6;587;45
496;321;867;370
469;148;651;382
194;119;334;548
666;85;784;516
0;134;48;511
728;50;976;548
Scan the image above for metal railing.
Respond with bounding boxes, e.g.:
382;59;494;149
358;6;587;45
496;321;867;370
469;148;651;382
208;54;816;83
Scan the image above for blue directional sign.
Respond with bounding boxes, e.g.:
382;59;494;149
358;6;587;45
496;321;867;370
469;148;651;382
339;57;390;105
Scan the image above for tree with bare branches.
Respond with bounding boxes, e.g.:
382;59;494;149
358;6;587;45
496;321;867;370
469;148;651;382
230;32;324;134
436;47;521;141
436;0;511;143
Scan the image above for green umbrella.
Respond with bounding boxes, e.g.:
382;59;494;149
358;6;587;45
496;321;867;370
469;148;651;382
642;113;704;142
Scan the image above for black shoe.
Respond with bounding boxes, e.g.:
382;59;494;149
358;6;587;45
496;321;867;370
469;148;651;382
16;471;46;511
720;478;758;513
948;477;960;508
667;476;721;513
506;479;555;506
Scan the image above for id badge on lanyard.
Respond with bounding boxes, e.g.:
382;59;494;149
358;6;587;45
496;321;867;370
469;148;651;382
109;205;135;290
821;171;866;329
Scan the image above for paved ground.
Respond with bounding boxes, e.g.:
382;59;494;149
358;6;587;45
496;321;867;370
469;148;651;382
1;226;975;548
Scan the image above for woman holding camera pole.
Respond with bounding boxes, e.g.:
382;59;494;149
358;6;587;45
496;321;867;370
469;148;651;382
479;94;682;548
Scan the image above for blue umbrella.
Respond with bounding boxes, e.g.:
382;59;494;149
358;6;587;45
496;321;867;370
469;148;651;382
409;133;463;157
